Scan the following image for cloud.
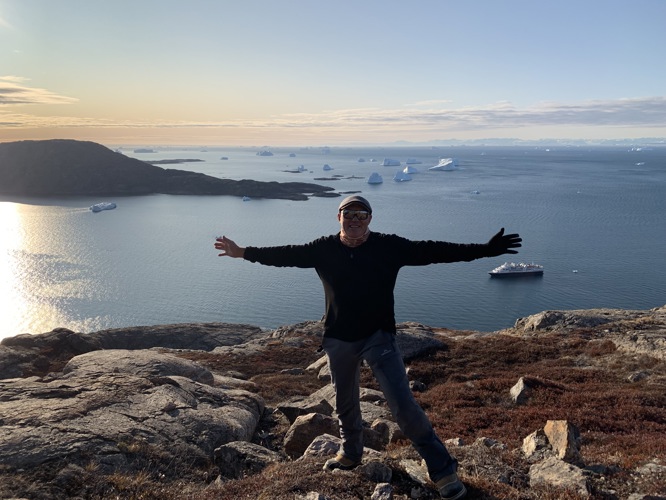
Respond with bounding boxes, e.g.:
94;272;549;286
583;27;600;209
1;95;664;137
0;77;78;105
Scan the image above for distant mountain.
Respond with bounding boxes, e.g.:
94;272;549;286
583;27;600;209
0;139;335;200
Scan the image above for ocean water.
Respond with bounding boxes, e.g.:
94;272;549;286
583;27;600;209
1;145;664;340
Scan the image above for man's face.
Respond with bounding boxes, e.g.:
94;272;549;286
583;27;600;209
338;203;372;238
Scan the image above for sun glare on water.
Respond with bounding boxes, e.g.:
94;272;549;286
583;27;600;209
0;202;30;336
0;202;77;339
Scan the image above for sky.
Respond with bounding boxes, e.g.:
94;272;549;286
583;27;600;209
1;0;665;147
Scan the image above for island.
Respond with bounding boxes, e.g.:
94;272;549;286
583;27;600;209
0;139;336;201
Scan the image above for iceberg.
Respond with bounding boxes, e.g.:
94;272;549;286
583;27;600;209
367;172;383;184
403;165;419;174
323;164;333;171
393;170;412;182
405;158;422;164
381;158;401;167
429;158;458;171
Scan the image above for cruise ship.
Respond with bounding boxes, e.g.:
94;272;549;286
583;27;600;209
489;262;544;277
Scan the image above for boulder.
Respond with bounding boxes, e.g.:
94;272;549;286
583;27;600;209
529;456;589;496
544;420;581;463
64;349;215;384
284;413;339;458
0;349;264;471
277;385;336;424
510;376;533;404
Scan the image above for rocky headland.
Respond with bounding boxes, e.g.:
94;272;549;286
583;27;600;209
1;306;664;499
0;140;336;200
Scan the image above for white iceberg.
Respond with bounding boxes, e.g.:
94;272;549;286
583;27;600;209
393;170;412;182
381;158;401;166
323;164;333;171
403;165;419;174
429;158;458;171
367;172;383;184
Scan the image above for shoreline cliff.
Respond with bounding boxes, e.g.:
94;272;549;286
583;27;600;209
1;306;664;499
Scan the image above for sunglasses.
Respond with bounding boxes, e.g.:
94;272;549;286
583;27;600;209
341;209;370;221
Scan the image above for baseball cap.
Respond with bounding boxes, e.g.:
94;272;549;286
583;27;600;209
338;195;372;213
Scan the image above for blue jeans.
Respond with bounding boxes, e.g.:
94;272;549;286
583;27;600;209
322;330;457;481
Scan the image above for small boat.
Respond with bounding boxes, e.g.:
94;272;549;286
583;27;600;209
489;262;544;277
429;158;458;171
90;202;117;213
367;172;383;184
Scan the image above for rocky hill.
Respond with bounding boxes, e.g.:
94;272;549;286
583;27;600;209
0;306;664;499
0;139;335;200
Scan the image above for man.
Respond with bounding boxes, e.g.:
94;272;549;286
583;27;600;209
214;195;521;500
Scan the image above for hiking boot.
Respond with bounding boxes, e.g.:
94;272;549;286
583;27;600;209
322;454;361;471
436;472;467;500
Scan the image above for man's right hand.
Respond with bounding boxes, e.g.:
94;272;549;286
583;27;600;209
215;236;245;258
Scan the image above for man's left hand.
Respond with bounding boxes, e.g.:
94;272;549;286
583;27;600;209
487;228;522;256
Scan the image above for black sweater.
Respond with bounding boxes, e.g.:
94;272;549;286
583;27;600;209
244;232;491;341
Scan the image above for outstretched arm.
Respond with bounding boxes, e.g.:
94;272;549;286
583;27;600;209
215;236;245;258
486;228;522;256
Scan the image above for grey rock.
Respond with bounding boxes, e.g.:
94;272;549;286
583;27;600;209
284;413;339;458
395;323;447;360
529;456;589;497
214;440;283;479
371;419;406;446
361;462;393;483
64;349;215;384
306;355;328;373
510;376;533;404
0;323;268;380
277;385;336;424
522;429;550;459
297;493;333;500
301;433;342;459
370;482;394;500
399;458;430;487
0;350;264;471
